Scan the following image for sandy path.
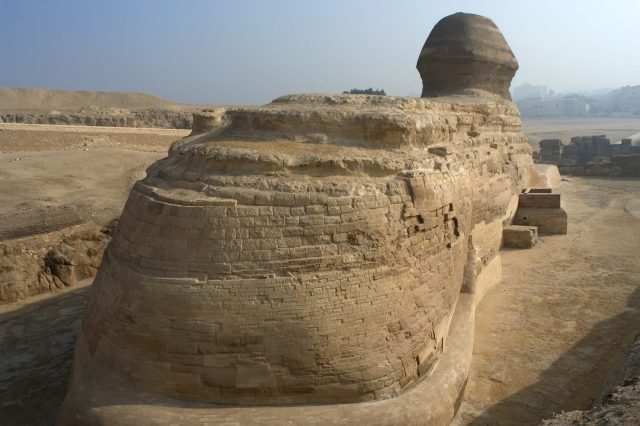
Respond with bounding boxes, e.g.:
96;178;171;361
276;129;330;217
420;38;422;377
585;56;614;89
455;177;640;425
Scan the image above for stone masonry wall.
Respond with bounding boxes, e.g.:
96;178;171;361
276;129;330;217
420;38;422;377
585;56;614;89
63;93;533;408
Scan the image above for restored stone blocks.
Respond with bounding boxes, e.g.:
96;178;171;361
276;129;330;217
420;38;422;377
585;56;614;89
518;193;561;208
60;92;533;418
513;208;567;234
502;225;538;249
513;188;567;235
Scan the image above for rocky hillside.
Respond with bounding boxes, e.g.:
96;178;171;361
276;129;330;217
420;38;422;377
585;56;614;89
0;87;183;113
0;110;193;129
0;87;209;129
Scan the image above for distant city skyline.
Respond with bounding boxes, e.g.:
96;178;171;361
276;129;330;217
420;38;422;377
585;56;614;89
1;0;639;105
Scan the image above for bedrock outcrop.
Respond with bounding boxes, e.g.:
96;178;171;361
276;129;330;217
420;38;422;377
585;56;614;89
541;335;640;425
58;91;533;424
59;12;532;425
0;207;114;304
0;109;193;129
417;12;518;100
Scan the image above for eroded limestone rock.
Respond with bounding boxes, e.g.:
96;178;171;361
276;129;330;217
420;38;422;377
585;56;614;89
0;223;112;303
417;12;518;100
58;91;533;421
59;13;533;426
189;108;226;136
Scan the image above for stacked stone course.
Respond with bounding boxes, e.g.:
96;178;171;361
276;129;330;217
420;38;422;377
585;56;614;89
62;94;532;411
59;12;535;425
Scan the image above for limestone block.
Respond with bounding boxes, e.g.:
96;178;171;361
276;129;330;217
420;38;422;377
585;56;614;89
513;208;567;234
502;225;538;249
518;193;561;208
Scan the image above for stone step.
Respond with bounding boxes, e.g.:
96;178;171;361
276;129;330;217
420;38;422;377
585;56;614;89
503;225;538;249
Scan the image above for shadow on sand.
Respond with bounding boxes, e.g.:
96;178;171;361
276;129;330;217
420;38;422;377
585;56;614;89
468;286;640;425
0;286;90;426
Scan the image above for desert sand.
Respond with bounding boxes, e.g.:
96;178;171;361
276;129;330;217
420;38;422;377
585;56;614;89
0;123;188;225
454;177;640;425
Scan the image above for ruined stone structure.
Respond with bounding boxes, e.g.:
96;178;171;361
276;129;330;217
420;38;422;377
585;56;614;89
573;135;613;163
560;143;578;165
417;13;518;100
189;108;226;136
537;135;640;177
539;139;562;164
502;225;538;249
512;188;567;235
59;13;534;425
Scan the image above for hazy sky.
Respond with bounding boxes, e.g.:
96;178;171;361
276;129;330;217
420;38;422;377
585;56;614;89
1;0;639;105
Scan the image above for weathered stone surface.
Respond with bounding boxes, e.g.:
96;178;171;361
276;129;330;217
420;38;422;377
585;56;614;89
58;90;533;424
513;188;567;235
513;207;567;234
541;336;640;425
0;223;112;304
189;108;226;136
58;12;534;425
0;206;82;241
533;164;561;188
0;110;193;129
513;187;567;234
518;193;561;208
417;12;518;100
539;139;562;164
502;225;537;249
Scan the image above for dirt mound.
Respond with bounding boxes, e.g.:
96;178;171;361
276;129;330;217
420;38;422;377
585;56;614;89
0;87;182;113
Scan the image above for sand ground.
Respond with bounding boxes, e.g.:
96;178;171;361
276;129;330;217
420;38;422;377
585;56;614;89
0;123;188;225
0;123;185;424
454;177;640;425
1;121;640;425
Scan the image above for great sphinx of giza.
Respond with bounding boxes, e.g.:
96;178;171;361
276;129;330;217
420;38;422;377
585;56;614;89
59;12;534;425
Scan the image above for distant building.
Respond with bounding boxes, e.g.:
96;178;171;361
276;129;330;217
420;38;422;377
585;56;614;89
607;86;640;114
511;83;549;102
517;95;590;118
516;84;640;117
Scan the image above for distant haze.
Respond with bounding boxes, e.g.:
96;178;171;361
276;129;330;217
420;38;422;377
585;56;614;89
1;0;639;105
